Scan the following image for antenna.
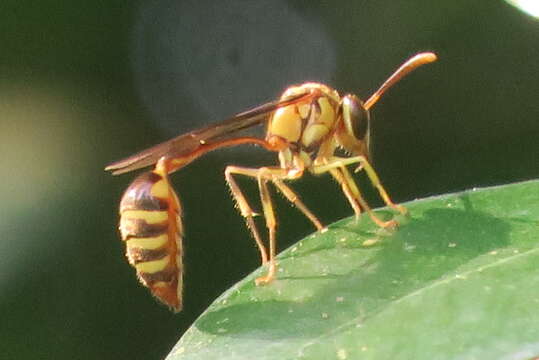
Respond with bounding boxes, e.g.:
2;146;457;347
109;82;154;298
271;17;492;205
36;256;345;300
364;52;437;110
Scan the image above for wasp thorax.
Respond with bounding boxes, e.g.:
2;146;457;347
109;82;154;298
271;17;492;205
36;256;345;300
341;94;369;141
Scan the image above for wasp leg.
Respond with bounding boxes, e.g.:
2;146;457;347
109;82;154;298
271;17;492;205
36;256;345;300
327;167;363;218
259;171;325;284
257;169;326;284
272;179;324;231
225;166;268;265
256;170;277;285
225;165;322;285
313;161;397;228
314;156;407;215
225;166;279;285
341;165;397;228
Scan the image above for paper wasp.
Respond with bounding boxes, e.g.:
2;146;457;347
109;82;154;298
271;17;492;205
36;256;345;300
106;52;437;312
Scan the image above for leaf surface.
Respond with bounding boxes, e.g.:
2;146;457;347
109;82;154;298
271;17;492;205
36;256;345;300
168;180;539;360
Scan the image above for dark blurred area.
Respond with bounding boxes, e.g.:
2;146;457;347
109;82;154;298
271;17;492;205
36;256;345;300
1;0;537;359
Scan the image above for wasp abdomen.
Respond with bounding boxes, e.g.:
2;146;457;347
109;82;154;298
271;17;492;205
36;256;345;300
119;169;183;312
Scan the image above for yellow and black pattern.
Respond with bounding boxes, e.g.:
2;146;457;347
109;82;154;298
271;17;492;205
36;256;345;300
119;168;183;312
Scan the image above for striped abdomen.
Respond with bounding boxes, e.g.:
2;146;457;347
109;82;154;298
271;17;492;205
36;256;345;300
119;167;183;312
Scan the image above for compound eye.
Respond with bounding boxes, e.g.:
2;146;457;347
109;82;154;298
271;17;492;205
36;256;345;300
342;95;369;141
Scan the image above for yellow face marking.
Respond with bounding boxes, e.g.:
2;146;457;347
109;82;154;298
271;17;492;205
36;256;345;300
121;210;168;224
127;233;168;250
150;179;169;198
135;255;170;273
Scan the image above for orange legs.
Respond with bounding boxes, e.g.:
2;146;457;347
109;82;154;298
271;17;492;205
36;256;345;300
225;165;323;285
313;155;407;228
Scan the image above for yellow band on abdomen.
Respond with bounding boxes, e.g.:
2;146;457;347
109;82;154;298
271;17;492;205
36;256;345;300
135;256;170;274
121;209;168;224
127;234;168;250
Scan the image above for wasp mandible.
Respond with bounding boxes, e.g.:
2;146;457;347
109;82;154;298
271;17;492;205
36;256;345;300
106;52;437;312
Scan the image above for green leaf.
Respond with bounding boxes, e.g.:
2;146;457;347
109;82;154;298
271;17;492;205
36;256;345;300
168;180;539;360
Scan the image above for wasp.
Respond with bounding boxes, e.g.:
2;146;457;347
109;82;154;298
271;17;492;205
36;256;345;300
106;52;437;312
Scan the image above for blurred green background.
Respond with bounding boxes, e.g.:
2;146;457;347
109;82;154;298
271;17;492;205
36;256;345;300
1;1;537;359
